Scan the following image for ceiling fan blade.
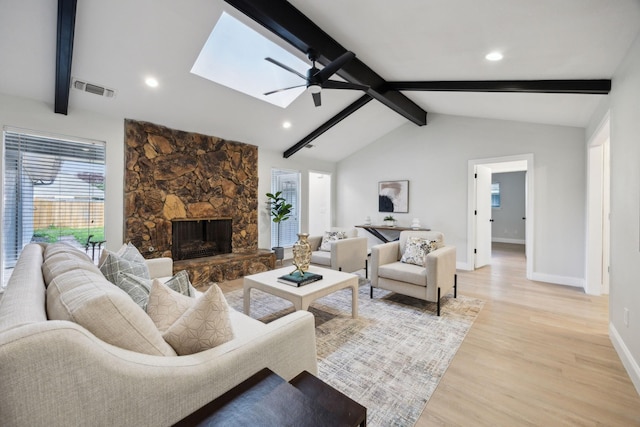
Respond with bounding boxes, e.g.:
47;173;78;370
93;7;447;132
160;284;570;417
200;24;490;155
264;84;305;96
322;80;369;91
312;91;321;107
265;57;306;80
315;51;356;83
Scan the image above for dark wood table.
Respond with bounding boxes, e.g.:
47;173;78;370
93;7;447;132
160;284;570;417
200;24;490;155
356;224;431;243
173;368;366;427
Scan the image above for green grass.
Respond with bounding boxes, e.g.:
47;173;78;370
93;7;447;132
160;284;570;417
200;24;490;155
32;226;105;245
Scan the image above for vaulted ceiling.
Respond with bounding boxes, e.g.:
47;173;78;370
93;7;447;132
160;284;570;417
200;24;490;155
2;0;639;162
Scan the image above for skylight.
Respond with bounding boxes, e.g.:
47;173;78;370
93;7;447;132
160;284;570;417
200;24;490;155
191;12;308;108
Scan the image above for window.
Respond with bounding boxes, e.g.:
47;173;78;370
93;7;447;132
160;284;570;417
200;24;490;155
191;11;308;108
2;128;105;285
491;182;501;208
270;169;300;248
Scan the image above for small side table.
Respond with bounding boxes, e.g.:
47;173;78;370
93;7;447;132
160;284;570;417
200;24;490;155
173;368;366;427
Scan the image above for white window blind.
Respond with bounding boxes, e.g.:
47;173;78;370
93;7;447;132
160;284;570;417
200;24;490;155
2;129;105;286
270;169;300;248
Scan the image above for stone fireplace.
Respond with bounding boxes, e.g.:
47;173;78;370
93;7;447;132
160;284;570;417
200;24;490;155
124;120;274;286
171;218;232;261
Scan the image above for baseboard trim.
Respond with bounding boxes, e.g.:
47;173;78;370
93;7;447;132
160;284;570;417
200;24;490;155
492;238;525;245
456;261;473;271
610;322;640;396
530;272;585;288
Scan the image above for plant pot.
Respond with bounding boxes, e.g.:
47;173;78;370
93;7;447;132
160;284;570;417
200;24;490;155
272;246;285;261
384;220;396;227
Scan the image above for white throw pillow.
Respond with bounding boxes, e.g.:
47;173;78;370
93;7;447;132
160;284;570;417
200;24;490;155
400;237;438;266
147;281;234;355
320;231;347;251
146;279;194;332
163;284;234;355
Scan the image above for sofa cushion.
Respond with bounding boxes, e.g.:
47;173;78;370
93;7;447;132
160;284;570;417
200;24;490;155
310;250;331;266
42;253;102;287
378;261;427;287
162;284;234;355
99;249;150;284
146;279;194;332
44;242;92;262
400;237;438;266
115;270;192;310
320;231;347;251
46;269;177;356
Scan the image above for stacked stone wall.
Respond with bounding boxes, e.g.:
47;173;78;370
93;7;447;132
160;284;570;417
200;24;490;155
124;120;271;286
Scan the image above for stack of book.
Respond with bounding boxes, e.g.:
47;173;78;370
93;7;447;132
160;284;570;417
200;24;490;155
277;271;323;287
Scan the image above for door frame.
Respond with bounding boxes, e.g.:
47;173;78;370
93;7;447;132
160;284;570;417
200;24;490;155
585;113;610;295
467;153;534;279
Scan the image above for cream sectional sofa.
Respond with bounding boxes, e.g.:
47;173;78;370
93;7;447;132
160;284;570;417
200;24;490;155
0;243;317;426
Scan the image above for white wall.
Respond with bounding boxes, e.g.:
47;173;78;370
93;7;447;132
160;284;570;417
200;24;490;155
492;172;526;244
336;113;586;282
602;30;640;394
0;93;125;251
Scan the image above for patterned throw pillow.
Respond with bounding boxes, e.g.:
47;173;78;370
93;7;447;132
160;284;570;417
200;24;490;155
115;270;193;310
147;281;235;355
99;250;150;284
400;237;438;266
320;231;348;251
146;279;194;332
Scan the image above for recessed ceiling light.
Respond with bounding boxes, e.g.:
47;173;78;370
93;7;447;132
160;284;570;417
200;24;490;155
485;52;503;61
145;77;159;87
282;121;292;129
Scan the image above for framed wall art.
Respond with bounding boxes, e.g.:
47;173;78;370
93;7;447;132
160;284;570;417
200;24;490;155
378;180;409;213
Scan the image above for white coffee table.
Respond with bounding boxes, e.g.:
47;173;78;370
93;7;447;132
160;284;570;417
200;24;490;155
243;266;359;318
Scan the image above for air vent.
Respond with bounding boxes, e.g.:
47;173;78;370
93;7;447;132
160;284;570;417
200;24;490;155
72;78;116;98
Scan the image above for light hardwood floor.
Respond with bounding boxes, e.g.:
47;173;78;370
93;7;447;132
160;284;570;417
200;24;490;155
221;243;640;426
419;243;640;426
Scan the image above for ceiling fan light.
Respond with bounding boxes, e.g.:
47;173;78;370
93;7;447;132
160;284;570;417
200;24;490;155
307;84;321;94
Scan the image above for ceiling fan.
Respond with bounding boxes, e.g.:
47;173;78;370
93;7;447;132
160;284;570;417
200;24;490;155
264;50;368;107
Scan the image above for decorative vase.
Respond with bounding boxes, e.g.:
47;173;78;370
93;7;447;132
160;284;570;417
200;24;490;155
291;233;312;275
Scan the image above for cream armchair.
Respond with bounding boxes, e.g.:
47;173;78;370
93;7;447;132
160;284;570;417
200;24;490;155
308;227;369;277
371;230;457;316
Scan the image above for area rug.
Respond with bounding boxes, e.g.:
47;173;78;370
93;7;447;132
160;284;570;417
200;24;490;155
225;279;483;427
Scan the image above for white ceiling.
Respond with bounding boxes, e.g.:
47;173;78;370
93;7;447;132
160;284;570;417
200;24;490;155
1;0;639;162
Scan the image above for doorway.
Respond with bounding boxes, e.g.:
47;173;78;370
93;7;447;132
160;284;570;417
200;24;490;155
308;171;331;236
467;154;534;279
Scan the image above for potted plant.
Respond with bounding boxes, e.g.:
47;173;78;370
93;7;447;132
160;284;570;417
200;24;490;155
383;215;396;227
266;191;293;261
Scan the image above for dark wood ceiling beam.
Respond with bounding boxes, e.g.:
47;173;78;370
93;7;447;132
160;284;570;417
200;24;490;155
386;79;611;94
55;0;77;115
223;0;427;126
283;95;373;158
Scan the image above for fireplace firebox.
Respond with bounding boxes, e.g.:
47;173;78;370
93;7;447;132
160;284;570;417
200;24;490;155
172;218;232;261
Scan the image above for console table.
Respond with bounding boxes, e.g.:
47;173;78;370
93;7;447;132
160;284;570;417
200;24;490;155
173;368;366;427
356;224;431;243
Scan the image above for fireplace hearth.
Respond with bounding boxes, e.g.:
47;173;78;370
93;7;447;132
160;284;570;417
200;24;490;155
172;219;232;261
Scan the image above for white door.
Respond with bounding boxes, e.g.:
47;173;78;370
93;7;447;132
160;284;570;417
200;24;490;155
475;165;492;268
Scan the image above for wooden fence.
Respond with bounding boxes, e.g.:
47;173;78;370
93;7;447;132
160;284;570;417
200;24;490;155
33;200;105;229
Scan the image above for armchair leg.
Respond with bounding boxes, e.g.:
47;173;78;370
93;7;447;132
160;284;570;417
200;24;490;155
370;285;373;299
437;287;441;316
454;273;457;298
365;259;368;278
